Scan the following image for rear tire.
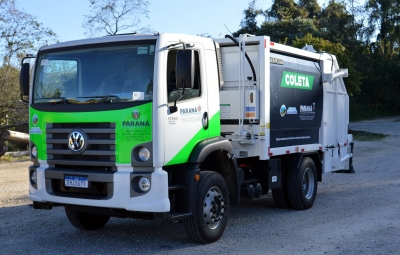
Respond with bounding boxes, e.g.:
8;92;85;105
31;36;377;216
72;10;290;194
184;171;229;244
65;206;110;230
272;186;291;209
287;157;317;210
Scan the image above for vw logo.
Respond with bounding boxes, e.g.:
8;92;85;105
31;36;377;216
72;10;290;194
68;130;86;153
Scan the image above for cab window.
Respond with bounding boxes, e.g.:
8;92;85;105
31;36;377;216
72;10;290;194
166;50;201;103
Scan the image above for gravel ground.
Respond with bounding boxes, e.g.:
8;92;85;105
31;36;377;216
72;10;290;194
1;118;400;255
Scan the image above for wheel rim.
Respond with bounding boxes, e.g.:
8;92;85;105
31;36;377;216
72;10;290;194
203;186;225;230
302;167;315;199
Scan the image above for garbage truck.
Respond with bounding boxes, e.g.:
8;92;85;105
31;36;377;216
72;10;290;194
19;33;354;244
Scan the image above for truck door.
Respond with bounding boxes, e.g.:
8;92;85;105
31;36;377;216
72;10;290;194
164;44;209;166
322;61;351;172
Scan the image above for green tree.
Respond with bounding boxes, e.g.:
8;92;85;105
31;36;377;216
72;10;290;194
318;0;354;43
0;0;56;147
298;0;321;19
267;0;308;20
364;0;400;58
82;0;151;37
359;54;400;111
232;0;400;118
0;65;27;126
0;0;56;65
259;18;320;44
293;34;361;96
234;0;322;44
234;0;263;36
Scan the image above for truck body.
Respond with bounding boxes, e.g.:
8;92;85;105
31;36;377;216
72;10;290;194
20;33;354;243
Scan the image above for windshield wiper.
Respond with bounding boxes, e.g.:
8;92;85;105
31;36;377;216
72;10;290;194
35;97;68;104
77;95;121;103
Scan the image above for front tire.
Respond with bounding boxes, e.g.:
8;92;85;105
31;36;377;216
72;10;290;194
184;171;230;244
287;157;318;210
65;206;110;230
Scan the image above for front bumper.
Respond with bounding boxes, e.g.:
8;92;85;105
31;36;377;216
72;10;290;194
29;164;170;212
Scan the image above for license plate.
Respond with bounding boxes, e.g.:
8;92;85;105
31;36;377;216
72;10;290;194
65;176;88;188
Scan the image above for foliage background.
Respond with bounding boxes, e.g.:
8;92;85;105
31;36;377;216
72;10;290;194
236;0;400;119
0;0;56;150
1;0;400;151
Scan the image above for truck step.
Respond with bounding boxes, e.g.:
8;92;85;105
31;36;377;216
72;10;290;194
168;185;185;191
170;212;193;221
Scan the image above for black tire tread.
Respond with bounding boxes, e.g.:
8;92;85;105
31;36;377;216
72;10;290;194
183;171;229;244
184;171;213;244
65;206;110;230
288;166;303;209
272;186;291;209
287;157;317;210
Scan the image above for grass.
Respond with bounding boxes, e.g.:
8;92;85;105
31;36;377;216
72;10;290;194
0;154;30;163
349;129;388;141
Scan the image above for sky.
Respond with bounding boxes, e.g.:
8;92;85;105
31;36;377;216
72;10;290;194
17;0;275;43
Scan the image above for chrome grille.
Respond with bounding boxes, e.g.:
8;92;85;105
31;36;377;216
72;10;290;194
46;122;116;168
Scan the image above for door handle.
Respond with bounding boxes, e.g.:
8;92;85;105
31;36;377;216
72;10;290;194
202;112;209;130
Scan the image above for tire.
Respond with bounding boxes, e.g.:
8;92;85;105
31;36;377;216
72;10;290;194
272;169;291;209
65;206;110;230
288;157;318;210
272;186;291;209
183;171;230;244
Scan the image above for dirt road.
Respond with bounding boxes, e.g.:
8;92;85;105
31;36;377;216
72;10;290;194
1;118;400;254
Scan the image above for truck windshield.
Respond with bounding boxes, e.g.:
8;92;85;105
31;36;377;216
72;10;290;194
33;42;155;104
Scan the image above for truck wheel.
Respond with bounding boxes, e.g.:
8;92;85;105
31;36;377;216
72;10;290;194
272;170;291;209
183;171;229;244
272;186;291;209
288;157;317;210
65;206;110;230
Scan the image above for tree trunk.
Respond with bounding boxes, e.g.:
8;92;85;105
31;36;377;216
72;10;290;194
2;130;29;143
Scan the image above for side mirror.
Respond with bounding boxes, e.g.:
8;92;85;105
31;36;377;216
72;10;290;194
176;50;194;89
20;62;30;97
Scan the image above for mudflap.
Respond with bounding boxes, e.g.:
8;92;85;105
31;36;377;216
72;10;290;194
269;158;282;189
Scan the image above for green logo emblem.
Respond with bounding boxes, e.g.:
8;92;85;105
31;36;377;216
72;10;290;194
280;72;314;90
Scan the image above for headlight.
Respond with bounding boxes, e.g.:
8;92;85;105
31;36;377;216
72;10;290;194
138;147;150;162
138;177;151;192
31;145;37;158
30;169;37;185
